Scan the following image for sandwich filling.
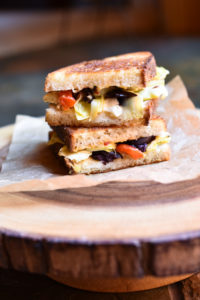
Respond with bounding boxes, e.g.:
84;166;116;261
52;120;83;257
44;67;169;121
49;131;170;168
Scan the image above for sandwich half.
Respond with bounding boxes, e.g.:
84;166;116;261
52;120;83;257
48;118;170;175
44;52;169;127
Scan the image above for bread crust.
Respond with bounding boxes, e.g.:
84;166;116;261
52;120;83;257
44;52;156;92
51;117;166;152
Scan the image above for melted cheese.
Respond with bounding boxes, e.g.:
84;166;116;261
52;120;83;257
125;96;144;119
103;100;123;117
146;132;171;152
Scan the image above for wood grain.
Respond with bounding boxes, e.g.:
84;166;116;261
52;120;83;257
0;125;200;290
0;267;184;300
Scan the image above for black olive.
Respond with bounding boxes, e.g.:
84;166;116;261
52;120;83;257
91;150;122;165
129;136;156;146
104;87;136;105
74;88;94;103
118;136;156;153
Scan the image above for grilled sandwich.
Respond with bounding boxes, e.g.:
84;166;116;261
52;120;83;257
44;52;169;127
48;118;170;174
44;52;170;175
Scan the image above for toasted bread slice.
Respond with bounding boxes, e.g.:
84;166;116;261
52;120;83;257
51;143;170;175
46;98;157;127
45;52;156;92
51;117;166;152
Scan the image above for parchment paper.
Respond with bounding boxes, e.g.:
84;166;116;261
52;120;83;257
0;76;200;192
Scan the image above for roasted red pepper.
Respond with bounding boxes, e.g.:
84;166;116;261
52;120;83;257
116;144;144;160
59;91;76;110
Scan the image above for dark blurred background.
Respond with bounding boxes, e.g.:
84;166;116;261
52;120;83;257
0;0;200;126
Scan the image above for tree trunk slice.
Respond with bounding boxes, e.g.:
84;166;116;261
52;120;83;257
1;124;200;292
48;274;192;293
182;273;200;299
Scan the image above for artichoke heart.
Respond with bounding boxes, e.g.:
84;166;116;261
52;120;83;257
59;146;91;162
147;67;169;88
74;97;104;120
74;99;91;120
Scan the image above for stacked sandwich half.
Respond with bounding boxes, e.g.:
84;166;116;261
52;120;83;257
44;52;170;174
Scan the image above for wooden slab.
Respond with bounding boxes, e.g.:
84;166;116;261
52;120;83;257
1;124;200;292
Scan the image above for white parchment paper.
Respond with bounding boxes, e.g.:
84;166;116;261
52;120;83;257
0;76;200;191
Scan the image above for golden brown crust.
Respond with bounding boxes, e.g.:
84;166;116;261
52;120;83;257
51;117;166;152
61;52;154;73
142;54;156;86
44;52;156;92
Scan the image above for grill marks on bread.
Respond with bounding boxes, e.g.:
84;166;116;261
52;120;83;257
44;52;156;92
